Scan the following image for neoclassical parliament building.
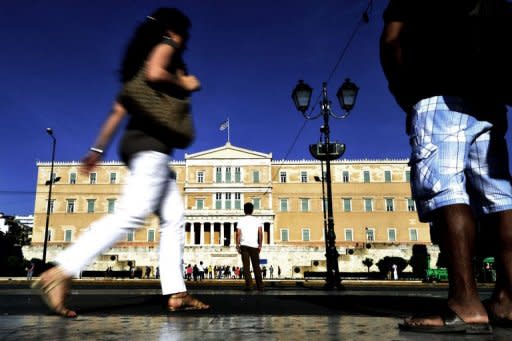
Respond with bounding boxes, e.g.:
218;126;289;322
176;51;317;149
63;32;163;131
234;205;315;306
25;143;433;277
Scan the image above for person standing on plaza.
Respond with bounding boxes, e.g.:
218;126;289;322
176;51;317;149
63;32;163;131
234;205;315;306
198;261;205;281
236;202;264;291
380;0;512;334
26;261;35;281
32;7;209;317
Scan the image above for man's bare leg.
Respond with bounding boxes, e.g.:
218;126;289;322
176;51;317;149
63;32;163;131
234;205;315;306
405;204;488;327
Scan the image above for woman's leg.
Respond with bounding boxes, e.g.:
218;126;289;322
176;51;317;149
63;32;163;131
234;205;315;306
34;152;172;317
157;177;187;295
55;151;171;276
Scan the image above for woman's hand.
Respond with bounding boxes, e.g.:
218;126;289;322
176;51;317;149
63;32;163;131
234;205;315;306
81;151;102;174
177;70;200;92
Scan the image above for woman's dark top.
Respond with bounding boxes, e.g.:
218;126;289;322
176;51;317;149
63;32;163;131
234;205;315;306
119;38;188;165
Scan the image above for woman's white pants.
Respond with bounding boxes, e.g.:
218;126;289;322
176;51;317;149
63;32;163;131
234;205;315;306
56;151;186;295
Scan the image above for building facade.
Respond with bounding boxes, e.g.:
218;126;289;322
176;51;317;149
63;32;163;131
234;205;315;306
25;143;433;277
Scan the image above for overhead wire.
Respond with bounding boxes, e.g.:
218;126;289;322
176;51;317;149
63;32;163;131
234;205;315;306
263;0;373;197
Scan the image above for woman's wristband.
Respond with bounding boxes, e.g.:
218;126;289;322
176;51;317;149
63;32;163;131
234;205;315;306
90;147;104;154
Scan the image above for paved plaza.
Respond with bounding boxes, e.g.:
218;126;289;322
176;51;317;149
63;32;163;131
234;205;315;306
1;279;511;340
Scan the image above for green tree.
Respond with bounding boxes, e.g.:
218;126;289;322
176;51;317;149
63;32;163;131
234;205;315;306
0;214;31;276
362;257;374;272
376;256;408;276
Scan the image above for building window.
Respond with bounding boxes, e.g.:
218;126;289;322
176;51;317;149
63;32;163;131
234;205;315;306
365;228;375;241
388;228;396;242
280;229;289;241
407;198;416;212
66;199;76;213
107;199;116;213
300;198;309;212
87;199;95;213
253;198;261;209
64;229;72;242
234;193;241;209
216;167;222;183
280;171;287;183
89;173;97;184
364;198;373;212
235;167;241;183
253;170;260;183
409;228;418;241
302;228;310;241
343;198;352;212
280;198;288;212
148;229;155;242
405;170;411;182
342;171;350;183
225;167;232;183
363;170;370;183
197;171;204;183
301;171;308;183
225;193;232;209
110;172;117;184
47;199;55;214
384;170;392;183
215;193;222;209
344;228;353;241
385;198;394;212
322;198;328;212
196;199;204;209
69;173;76;184
127;231;134;242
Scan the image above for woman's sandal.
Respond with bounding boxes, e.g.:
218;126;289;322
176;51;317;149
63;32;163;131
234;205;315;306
31;267;77;318
168;292;210;312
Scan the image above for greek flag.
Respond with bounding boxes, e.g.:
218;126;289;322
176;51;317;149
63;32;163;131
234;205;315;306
219;119;229;131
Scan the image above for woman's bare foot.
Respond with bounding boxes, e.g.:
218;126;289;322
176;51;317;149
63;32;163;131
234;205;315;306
167;292;210;312
32;266;77;318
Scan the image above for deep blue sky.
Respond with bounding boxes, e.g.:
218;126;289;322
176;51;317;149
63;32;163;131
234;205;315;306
2;1;510;215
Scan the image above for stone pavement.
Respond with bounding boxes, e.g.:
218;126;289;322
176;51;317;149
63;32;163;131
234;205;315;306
0;278;510;340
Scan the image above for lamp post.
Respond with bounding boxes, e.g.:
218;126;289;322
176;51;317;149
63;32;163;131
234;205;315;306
42;128;57;264
292;79;359;289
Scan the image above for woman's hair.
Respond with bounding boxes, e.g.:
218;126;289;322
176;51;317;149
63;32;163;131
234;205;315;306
119;7;191;83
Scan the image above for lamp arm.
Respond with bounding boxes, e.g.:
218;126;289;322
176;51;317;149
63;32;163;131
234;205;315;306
329;108;351;119
302;111;323;120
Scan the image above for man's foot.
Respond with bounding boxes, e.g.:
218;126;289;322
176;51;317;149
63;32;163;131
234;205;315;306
31;267;77;318
399;306;492;334
484;299;512;327
167;292;210;312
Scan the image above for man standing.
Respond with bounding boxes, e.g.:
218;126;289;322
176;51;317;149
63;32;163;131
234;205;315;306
380;0;512;334
236;202;264;291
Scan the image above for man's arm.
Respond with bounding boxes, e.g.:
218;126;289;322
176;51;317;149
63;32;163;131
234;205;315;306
379;21;405;87
257;225;263;253
236;228;241;254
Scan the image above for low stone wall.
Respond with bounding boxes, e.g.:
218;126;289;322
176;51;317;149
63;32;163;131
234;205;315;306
23;244;440;279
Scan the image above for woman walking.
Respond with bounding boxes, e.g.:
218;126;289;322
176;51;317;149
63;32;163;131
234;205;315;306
33;7;209;317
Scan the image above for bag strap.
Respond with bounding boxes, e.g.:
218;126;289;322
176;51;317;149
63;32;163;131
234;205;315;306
162;37;180;50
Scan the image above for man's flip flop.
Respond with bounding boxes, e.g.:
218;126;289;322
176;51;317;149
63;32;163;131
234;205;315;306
399;307;492;334
483;299;512;328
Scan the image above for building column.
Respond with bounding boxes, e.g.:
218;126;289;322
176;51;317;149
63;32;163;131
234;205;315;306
190;222;195;246
270;222;274;245
230;222;235;247
210;223;214;245
220;222;224;246
199;222;204;245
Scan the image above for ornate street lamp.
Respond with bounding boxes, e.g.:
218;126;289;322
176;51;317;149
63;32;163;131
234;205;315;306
291;79;359;289
43;128;58;264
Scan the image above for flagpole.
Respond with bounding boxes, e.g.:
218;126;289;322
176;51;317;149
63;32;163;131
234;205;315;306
227;117;230;143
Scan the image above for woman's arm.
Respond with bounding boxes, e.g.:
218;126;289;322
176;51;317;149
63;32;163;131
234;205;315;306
81;102;127;173
144;33;200;92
